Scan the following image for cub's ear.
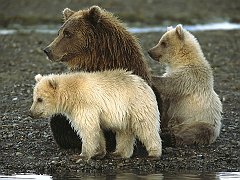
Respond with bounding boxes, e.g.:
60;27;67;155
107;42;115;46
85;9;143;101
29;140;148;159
48;78;58;90
175;24;184;39
63;8;75;21
87;5;102;25
35;74;43;82
167;26;173;31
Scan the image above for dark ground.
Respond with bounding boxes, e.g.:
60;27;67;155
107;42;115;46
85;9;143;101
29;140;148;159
0;0;240;177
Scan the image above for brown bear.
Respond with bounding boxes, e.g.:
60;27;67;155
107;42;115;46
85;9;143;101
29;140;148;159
43;6;163;155
148;25;222;145
29;70;162;160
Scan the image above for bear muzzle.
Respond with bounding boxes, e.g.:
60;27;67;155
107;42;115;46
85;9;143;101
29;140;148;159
148;49;161;61
28;110;42;119
43;47;54;61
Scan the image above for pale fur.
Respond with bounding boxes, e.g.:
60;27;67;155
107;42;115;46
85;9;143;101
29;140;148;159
30;70;162;160
149;24;222;145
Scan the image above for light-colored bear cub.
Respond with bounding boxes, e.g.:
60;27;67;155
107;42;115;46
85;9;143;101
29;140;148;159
29;70;162;160
148;24;222;146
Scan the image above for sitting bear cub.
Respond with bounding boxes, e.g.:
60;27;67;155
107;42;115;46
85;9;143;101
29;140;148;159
148;24;222;146
29;70;162;160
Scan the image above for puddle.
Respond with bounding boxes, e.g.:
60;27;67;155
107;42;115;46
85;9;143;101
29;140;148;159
0;174;52;180
0;22;240;35
1;172;240;180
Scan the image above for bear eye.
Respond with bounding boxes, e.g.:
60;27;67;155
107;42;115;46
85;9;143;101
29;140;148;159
161;41;167;48
63;30;72;38
37;98;43;103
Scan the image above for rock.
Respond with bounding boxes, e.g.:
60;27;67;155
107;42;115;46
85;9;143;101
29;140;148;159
16;152;22;156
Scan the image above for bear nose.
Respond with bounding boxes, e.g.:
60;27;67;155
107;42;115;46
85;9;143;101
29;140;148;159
148;49;159;61
148;50;153;58
43;47;51;55
28;110;34;118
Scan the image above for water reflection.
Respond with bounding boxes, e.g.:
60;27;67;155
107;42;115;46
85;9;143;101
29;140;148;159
0;172;240;180
0;22;240;35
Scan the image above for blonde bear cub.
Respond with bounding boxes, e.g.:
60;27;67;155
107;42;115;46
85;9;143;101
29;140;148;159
148;24;222;146
29;70;162;160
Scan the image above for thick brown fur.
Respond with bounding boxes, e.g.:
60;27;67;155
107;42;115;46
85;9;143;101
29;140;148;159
44;6;151;84
43;6;163;155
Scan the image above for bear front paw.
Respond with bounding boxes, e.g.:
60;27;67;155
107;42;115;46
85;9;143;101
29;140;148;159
110;151;123;159
91;151;106;160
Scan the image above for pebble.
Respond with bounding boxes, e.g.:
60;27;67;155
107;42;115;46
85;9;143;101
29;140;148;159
16;152;22;156
27;156;35;159
12;97;18;101
76;158;82;164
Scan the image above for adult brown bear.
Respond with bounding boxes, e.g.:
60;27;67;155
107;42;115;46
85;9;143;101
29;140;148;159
43;5;163;156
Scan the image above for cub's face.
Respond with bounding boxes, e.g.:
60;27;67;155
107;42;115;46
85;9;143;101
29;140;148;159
148;25;184;64
29;75;58;119
43;6;101;63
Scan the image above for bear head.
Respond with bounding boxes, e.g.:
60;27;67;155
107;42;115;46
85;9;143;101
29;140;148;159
43;6;102;63
148;24;192;66
43;6;150;84
29;74;58;118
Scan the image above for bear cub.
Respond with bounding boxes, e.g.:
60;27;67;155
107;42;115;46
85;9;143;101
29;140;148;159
148;24;222;146
29;70;162;160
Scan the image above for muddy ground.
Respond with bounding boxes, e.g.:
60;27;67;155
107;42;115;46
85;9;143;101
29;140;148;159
0;0;240;177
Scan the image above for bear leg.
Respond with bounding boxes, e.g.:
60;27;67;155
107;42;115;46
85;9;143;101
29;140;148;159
112;131;135;158
50;114;118;153
103;130;116;152
134;122;162;158
172;122;217;146
79;126;103;160
93;129;106;159
138;130;162;158
50;114;82;149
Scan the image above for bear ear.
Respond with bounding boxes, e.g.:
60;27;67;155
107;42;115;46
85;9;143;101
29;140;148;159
63;8;75;21
175;24;184;39
87;5;102;25
167;26;173;31
48;78;58;90
35;74;43;82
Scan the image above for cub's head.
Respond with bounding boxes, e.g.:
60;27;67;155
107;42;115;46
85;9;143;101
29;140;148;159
29;74;58;119
148;24;188;65
43;5;103;63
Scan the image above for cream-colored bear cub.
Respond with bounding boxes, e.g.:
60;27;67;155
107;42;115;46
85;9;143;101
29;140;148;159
29;70;162;160
148;24;222;146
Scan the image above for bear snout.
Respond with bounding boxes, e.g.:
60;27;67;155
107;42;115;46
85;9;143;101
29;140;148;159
148;49;160;61
28;110;35;118
43;47;51;55
28;110;41;119
43;47;53;60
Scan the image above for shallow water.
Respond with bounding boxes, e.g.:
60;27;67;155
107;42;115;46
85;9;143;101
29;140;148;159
1;172;240;180
129;22;240;33
0;22;240;35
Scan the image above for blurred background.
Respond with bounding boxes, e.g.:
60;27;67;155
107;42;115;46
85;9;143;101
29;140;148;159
0;0;240;27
